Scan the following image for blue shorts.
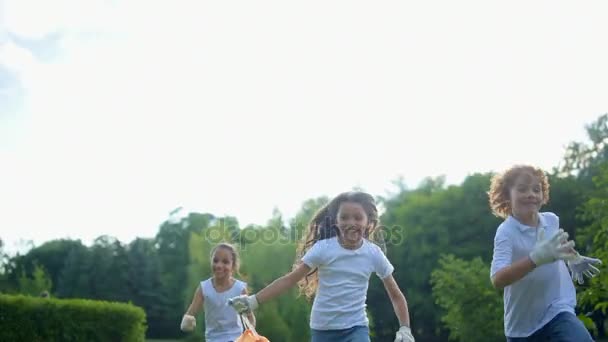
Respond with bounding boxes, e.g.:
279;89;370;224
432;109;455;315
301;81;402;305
507;312;593;342
311;325;370;342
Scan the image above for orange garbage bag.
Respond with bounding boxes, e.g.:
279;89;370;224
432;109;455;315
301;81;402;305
235;314;269;342
235;328;270;342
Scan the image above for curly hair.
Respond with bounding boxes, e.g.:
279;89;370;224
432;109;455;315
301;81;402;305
488;165;550;218
294;191;384;300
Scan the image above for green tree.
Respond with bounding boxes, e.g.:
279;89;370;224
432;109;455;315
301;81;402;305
87;236;131;301
155;212;208;337
553;114;608;338
17;262;53;296
56;244;93;298
128;237;172;338
240;227;310;342
288;196;329;242
20;240;83;293
3;239;84;296
0;238;10;292
543;174;589;241
560;113;608;181
370;174;501;341
430;254;503;341
575;163;608;338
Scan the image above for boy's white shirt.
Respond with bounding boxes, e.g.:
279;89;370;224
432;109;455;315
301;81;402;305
490;212;576;338
302;237;394;330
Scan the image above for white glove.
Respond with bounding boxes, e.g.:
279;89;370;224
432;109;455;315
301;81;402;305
529;228;576;266
228;294;259;313
567;252;602;284
395;326;415;342
180;314;196;332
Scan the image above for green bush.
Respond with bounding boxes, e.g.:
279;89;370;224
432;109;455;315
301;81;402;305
431;254;504;341
0;294;146;342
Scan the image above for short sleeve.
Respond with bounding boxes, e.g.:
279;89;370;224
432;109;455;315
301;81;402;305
541;212;560;230
490;228;513;278
301;240;326;269
372;244;394;279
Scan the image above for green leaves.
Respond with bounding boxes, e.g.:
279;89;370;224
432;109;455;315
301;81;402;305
0;294;146;342
575;163;608;338
430;255;503;342
17;262;52;297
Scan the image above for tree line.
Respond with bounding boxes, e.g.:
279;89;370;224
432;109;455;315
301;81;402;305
1;114;607;341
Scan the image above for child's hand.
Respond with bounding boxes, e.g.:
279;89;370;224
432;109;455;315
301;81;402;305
228;294;259;313
395;326;415;342
567;253;602;284
529;228;576;266
180;314;196;332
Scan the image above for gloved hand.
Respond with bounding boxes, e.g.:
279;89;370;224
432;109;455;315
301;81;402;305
529;228;576;266
180;314;196;332
567;252;602;284
228;294;259;313
395;326;415;342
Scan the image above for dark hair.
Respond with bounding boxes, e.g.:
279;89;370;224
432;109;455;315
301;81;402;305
211;243;241;277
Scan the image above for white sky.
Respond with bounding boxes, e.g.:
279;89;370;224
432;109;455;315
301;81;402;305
1;0;607;254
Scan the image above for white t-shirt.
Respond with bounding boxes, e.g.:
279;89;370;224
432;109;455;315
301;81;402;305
490;212;576;338
201;278;246;342
301;237;394;330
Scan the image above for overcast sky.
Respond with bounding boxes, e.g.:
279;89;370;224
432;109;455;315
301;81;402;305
1;0;607;253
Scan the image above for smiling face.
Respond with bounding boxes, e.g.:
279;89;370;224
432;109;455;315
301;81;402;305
211;247;234;280
509;172;544;222
336;201;370;247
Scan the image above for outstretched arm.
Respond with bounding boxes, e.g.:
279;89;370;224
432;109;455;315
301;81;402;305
229;263;311;313
256;263;311;303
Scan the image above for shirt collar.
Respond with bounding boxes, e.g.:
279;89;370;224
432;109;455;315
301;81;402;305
507;213;548;232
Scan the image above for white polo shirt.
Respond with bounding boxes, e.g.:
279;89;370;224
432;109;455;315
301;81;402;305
490;212;576;338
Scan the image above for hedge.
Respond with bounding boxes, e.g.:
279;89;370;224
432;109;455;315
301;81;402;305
0;294;146;342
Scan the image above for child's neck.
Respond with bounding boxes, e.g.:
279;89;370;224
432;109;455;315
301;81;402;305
513;212;539;227
338;237;363;250
212;276;233;288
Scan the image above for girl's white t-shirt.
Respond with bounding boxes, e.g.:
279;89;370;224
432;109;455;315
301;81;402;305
302;237;394;330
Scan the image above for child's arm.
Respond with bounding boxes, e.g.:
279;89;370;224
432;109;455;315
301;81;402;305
492;228;574;289
181;286;204;332
256;263;311;303
491;258;536;289
185;286;204;316
229;263;311;312
492;248;584;288
382;275;415;342
241;288;256;327
382;274;410;327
